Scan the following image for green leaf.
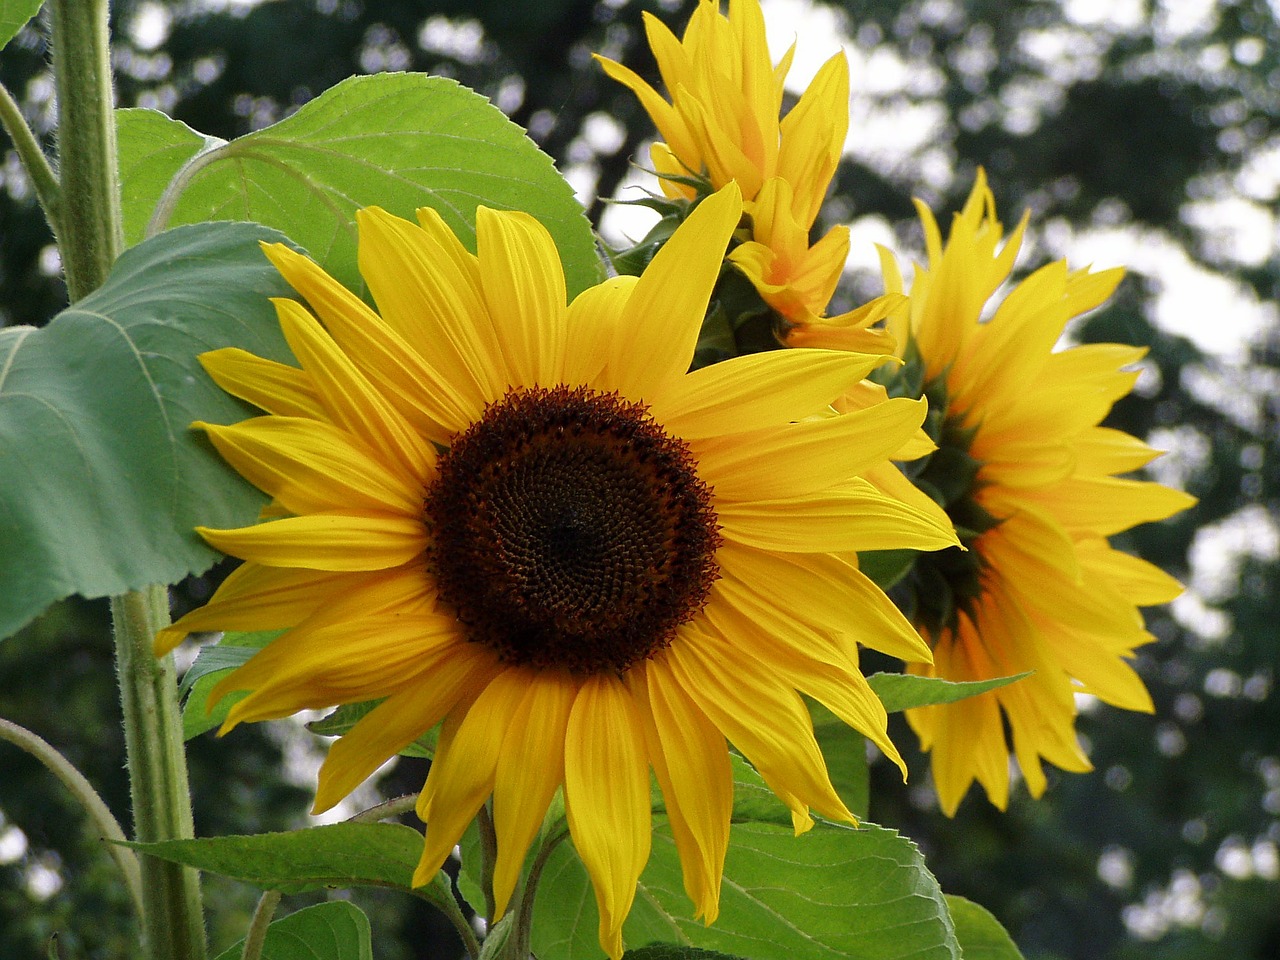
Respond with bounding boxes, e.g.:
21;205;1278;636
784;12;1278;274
530;759;959;960
0;222;297;641
0;0;41;50
945;896;1026;960
117;73;603;297
306;703;438;759
211;901;373;960
181;631;281;740
866;671;1032;713
124;822;450;904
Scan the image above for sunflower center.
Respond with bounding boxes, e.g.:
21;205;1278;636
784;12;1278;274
424;385;721;675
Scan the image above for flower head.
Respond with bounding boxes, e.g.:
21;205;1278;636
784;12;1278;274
160;185;958;956
811;170;1196;814
596;0;871;334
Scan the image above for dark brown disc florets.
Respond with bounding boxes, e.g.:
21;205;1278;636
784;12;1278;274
424;385;721;675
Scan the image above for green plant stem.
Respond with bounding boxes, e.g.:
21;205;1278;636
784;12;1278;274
0;718;143;918
476;803;499;921
240;890;283;960
111;587;208;960
49;1;207;956
0;81;61;236
505;829;568;960
49;0;122;301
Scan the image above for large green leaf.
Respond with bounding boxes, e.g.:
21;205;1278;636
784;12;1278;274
515;758;959;960
0;0;41;49
125;822;425;893
0;223;296;640
211;901;373;960
116;73;603;296
944;896;1025;960
866;671;1032;713
125;821;455;917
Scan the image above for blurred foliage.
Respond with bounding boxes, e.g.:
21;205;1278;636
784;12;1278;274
0;1;1276;958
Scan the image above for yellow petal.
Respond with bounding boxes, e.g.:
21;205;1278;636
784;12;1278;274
717;478;960;553
702;597;904;779
273;298;434;478
262;242;481;440
716;541;932;663
690;396;927;501
198;416;424;516
562;276;637;388
633;656;732;923
198;348;324;420
564;675;651;960
412;669;530;888
155;564;350;654
476;207;567;389
610;184;742;402
667;623;853;828
356;206;503;405
197;512;426;570
313;643;499;813
490;669;578;918
651;348;888;438
777;52;848;228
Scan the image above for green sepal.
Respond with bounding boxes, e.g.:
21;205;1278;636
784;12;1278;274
180;630;280;739
306;703;440;759
856;548;919;591
866;671;1033;713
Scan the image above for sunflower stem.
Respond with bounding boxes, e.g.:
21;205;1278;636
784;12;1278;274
476;803;499;922
0;718;143;919
0;80;62;238
239;890;282;960
49;1;207;956
111;587;209;960
504;828;568;960
49;0;122;301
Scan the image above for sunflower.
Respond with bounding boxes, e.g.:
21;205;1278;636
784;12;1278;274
158;184;959;957
795;170;1196;814
595;0;880;340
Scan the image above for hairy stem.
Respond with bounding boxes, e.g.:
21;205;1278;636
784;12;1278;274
49;1;208;956
49;0;121;301
506;828;569;960
0;718;143;918
0;81;61;236
239;890;283;960
111;587;208;960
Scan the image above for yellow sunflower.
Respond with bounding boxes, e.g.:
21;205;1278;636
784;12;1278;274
796;170;1196;815
595;0;876;337
158;184;959;957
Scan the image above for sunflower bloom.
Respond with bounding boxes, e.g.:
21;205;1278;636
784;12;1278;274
801;170;1196;815
159;184;958;957
596;0;871;335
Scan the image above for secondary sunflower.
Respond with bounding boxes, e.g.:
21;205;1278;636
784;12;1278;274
596;0;879;340
158;184;958;957
794;170;1196;815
